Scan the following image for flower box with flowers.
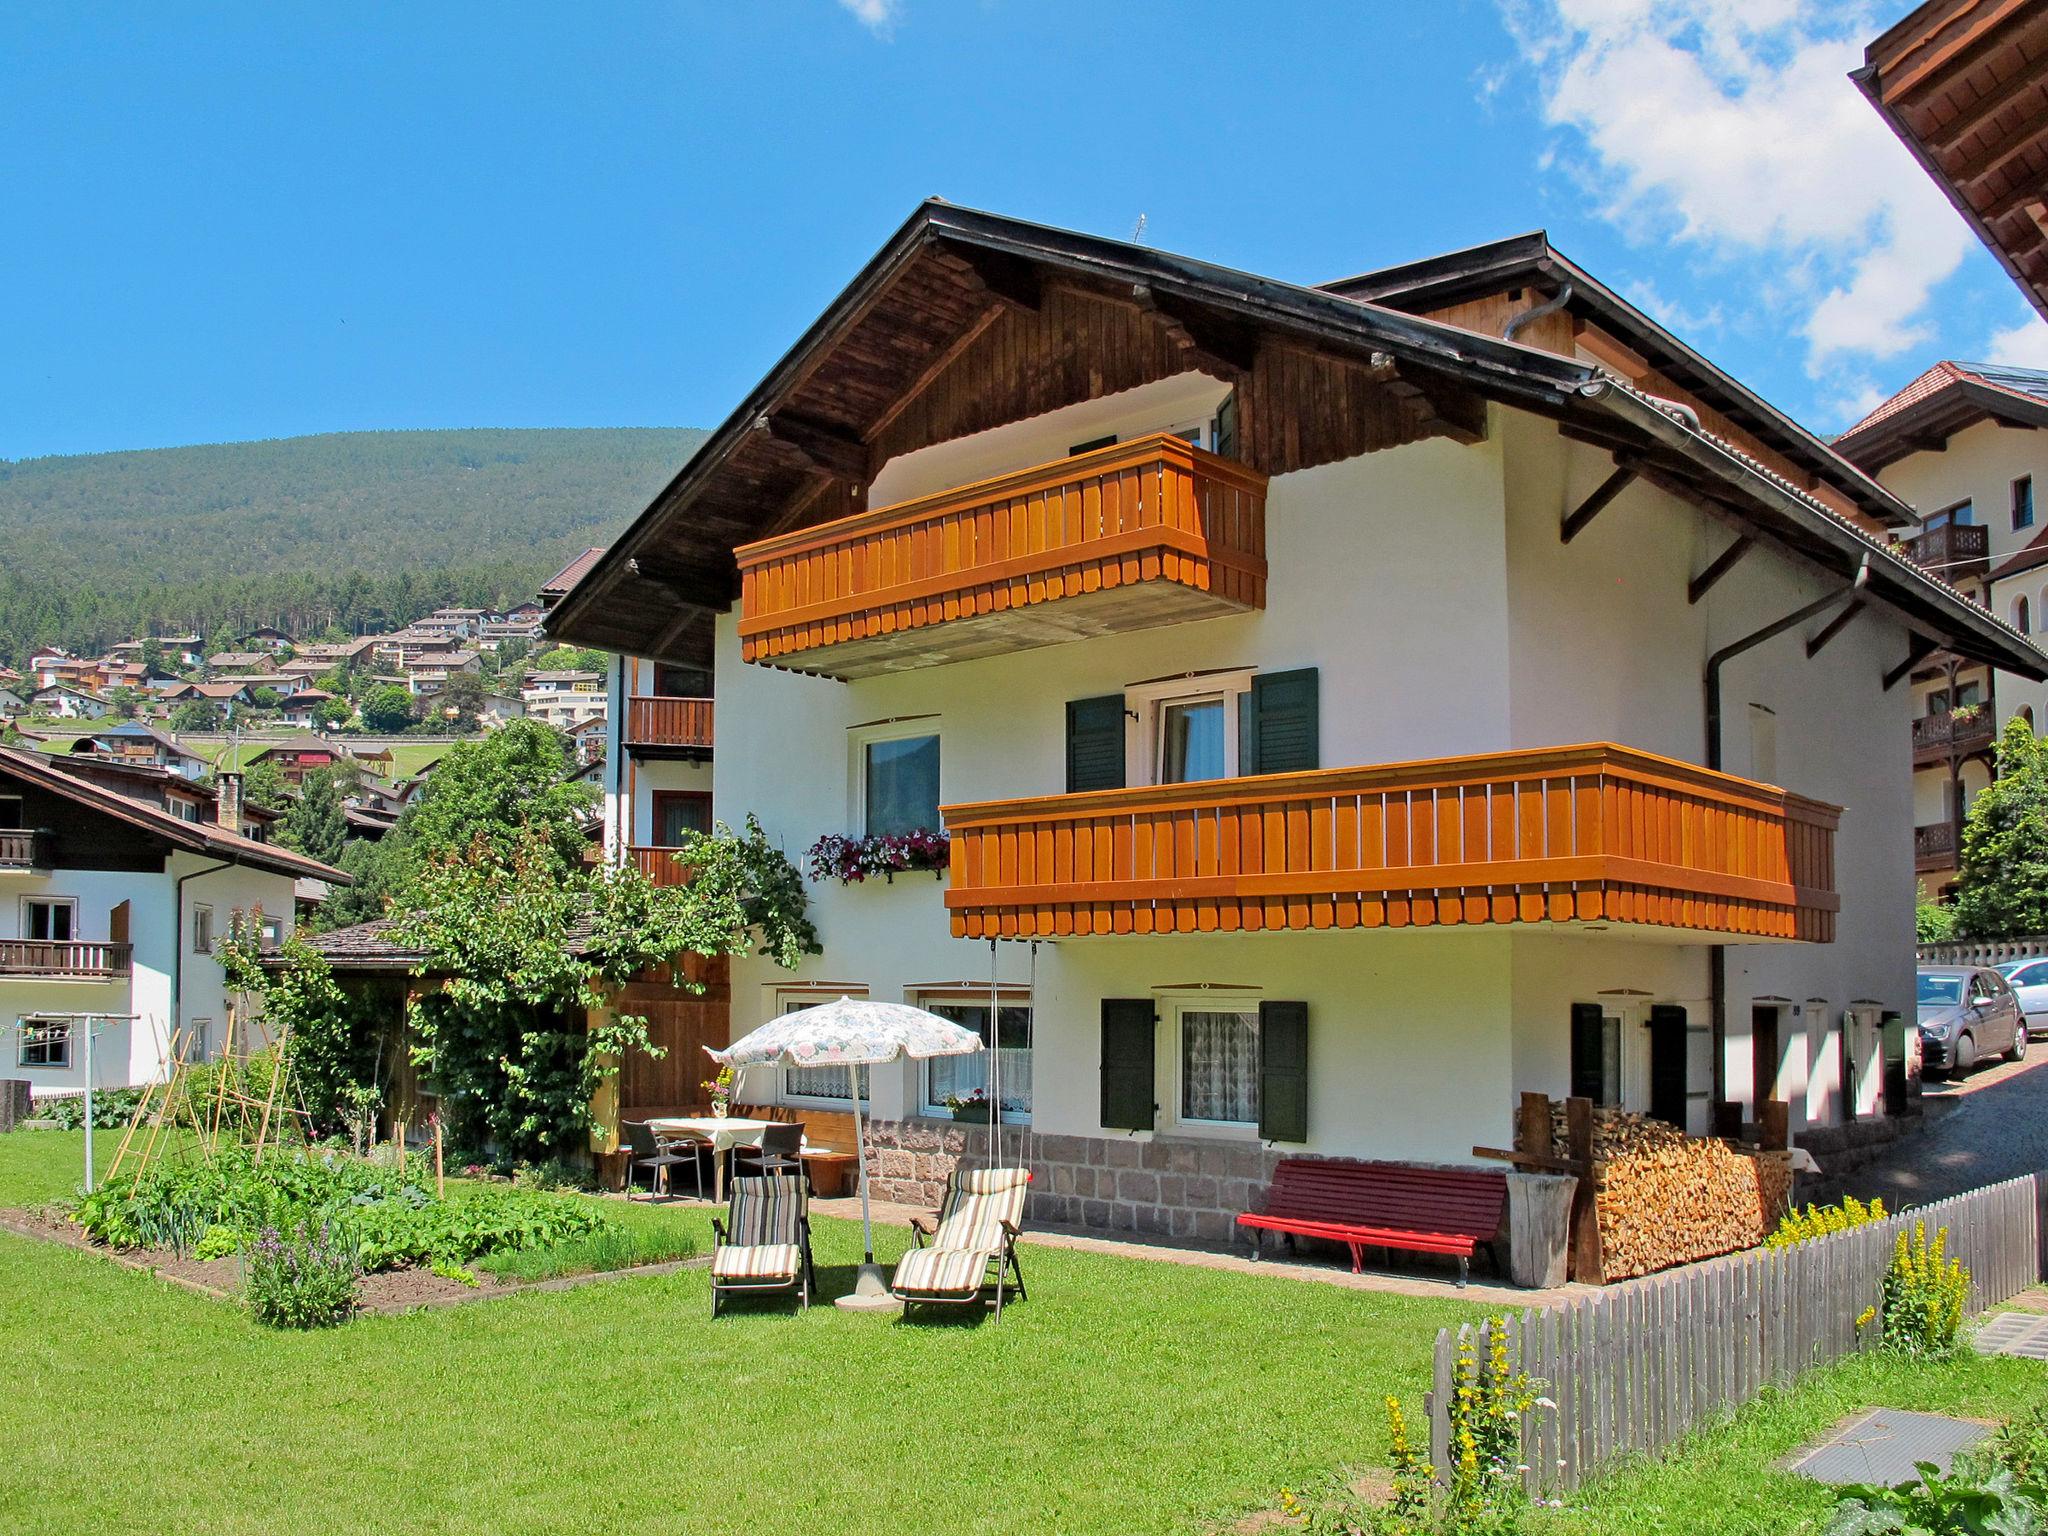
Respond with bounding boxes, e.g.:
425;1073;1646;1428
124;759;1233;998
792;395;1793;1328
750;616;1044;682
944;1089;991;1123
806;828;951;886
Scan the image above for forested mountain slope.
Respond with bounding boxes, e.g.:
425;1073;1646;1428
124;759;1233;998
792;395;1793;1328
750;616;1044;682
0;426;705;662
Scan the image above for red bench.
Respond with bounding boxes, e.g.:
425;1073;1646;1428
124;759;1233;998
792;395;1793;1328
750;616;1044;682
1237;1158;1506;1287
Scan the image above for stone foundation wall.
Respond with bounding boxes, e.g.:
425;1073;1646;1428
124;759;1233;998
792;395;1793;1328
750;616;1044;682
862;1117;1287;1245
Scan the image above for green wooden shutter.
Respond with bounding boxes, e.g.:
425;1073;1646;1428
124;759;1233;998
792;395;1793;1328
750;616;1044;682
1066;695;1127;793
1648;1004;1688;1128
1242;668;1319;776
1100;998;1156;1131
1569;1003;1606;1103
1257;1000;1309;1143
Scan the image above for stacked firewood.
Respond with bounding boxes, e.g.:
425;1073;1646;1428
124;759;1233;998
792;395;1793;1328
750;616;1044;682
1520;1104;1792;1280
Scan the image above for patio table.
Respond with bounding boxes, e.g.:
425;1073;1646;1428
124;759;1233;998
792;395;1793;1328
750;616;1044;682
645;1115;778;1203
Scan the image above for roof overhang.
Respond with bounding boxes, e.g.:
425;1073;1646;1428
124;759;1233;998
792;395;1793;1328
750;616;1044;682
1326;231;1919;529
1833;375;2048;471
1856;0;2048;322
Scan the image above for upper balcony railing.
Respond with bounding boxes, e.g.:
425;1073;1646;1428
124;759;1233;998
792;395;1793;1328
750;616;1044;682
1911;709;1995;762
1914;821;1957;871
942;744;1840;944
734;434;1269;679
624;696;714;753
1909;523;1990;582
0;940;130;980
0;829;52;872
627;846;694;888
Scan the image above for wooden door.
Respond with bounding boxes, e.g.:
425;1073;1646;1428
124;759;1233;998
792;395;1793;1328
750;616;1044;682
1648;1005;1687;1128
1751;1005;1781;1114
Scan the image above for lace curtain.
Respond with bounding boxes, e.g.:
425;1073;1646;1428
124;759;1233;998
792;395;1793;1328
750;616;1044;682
1180;1009;1258;1123
925;1003;1032;1114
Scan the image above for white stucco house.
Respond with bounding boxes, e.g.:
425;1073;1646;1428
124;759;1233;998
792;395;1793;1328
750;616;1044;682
548;204;2045;1239
0;745;348;1095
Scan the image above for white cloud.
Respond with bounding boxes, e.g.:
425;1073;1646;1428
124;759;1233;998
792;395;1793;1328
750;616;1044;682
1503;0;1973;384
836;0;901;34
1985;312;2048;368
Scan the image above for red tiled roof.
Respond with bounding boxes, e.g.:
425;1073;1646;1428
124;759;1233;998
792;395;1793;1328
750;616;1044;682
1841;360;2048;440
1842;361;1969;438
540;547;607;600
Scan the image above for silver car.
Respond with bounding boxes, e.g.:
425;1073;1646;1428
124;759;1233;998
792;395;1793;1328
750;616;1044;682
1917;965;2029;1076
1994;957;2048;1039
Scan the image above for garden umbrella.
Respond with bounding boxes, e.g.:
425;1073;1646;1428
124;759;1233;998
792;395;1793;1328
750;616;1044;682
708;997;982;1309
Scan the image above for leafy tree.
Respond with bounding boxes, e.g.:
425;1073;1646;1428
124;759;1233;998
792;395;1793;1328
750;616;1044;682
533;645;607;675
139;636;166;674
1951;717;2048;939
239;757;291;813
279;766;349;865
360;683;415;732
435;670;487;731
168;700;223;732
313;696;352;729
394;821;816;1160
216;928;381;1137
1916;882;1957;944
248;685;282;710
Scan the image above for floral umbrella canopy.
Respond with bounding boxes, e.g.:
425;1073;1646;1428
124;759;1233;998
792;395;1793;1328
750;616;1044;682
708;997;982;1306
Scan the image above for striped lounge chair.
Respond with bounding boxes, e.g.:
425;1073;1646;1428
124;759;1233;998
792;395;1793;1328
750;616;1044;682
891;1167;1032;1318
710;1172;816;1317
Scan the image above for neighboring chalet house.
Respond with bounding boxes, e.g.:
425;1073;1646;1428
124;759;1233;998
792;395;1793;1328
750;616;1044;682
520;670;608;729
279;690;339;729
0;684;25;720
0;745;345;1093
1833;361;2048;895
547;204;2044;1235
30;685;112;721
67;723;211;781
402;649;480;697
247;733;341;787
242;627;293;653
206;652;274;676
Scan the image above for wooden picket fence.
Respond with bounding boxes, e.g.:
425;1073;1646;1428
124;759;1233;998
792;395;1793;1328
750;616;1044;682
1428;1172;2044;1493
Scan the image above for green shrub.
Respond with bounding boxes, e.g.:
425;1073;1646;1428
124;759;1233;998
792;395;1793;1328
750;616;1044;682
35;1089;147;1130
246;1219;359;1330
1879;1221;1970;1357
342;1187;609;1270
1822;1459;2045;1534
1767;1195;1888;1249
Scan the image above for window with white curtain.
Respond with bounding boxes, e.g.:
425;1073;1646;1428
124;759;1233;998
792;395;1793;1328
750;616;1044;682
919;998;1032;1119
778;992;869;1102
1178;1006;1259;1125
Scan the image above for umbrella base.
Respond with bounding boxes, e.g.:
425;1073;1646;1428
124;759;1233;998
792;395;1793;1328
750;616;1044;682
833;1262;901;1313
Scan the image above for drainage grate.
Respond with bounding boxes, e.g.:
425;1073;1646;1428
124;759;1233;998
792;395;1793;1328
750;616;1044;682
1790;1409;1990;1486
1976;1312;2048;1361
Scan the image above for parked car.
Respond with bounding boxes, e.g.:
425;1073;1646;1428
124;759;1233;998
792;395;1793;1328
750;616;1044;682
1917;964;2029;1076
1994;957;2048;1039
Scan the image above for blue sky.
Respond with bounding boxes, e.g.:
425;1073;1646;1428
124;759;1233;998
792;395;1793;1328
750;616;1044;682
4;0;2042;462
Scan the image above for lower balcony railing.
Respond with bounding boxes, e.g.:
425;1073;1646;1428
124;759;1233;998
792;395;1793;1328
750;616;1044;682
1914;821;1957;869
0;940;131;980
624;696;714;752
628;846;694;888
942;744;1840;943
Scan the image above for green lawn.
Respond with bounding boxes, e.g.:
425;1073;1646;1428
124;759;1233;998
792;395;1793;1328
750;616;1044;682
1536;1346;2048;1536
0;1131;1478;1536
381;740;456;776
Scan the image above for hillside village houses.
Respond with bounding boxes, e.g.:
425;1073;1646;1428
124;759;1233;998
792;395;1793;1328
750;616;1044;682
548;202;2044;1236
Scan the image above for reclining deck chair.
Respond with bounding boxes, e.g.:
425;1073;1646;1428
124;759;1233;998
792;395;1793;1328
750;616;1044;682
710;1172;816;1317
891;1167;1031;1318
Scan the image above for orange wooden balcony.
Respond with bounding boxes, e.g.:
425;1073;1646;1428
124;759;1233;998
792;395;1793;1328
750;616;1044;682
942;744;1839;943
624;696;714;753
735;434;1268;679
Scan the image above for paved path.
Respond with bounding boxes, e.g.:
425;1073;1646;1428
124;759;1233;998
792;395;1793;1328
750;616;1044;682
1839;1050;2048;1208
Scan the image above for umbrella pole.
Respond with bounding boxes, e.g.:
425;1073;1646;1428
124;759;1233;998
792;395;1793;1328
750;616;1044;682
836;1055;897;1312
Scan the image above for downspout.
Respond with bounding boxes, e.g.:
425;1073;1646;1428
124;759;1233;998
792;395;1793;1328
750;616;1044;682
173;857;233;1053
1502;282;1574;343
1701;555;1869;1117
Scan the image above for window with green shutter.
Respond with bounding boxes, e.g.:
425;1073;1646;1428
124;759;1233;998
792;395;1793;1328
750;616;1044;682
1570;1002;1620;1106
1257;1000;1308;1143
1241;667;1319;776
1065;694;1127;793
1100;998;1156;1131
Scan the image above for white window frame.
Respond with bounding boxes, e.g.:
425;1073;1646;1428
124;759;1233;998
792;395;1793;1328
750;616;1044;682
21;896;77;944
773;985;872;1107
915;989;1033;1124
1123;671;1254;788
1157;989;1264;1138
846;718;942;837
191;903;215;955
17;1016;70;1069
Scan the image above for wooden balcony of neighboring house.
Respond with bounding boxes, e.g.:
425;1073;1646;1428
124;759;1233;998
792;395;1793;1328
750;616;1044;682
628;846;694;888
735;434;1269;680
1914;820;1958;874
1910;709;1996;765
1908;522;1989;582
623;696;714;758
0;940;131;981
942;743;1840;944
0;829;53;873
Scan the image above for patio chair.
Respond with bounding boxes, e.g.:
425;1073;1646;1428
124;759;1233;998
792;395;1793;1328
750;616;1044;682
710;1171;816;1317
891;1166;1032;1319
623;1120;701;1201
731;1122;805;1183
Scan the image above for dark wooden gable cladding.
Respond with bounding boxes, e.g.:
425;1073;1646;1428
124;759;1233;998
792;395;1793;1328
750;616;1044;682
552;225;1491;660
0;774;169;873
